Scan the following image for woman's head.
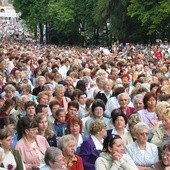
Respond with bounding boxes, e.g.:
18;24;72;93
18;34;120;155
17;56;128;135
58;134;76;157
0;117;15;132
111;109;127;128
161;107;170;130
0;129;13;150
162;144;170;166
17;117;38;140
91;99;105;118
143;92;157;109
67;117;83;135
133;94;144;111
134;122;150;144
103;135;124;155
117;93;130;108
35;113;48;131
4;84;16;98
89;119;106;137
37;91;50;105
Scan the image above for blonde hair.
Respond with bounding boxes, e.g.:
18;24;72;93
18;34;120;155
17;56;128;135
156;101;170;117
37;91;50;103
89;119;106;135
161;107;170;119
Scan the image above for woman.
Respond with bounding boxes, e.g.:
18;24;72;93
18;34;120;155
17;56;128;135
84;99;110;137
153;143;170;170
79;119;107;170
15;117;49;169
151;105;170;148
125;122;159;170
35;113;57;147
117;93;135;119
58;134;84;170
95;79;113;105
133;94;144;111
137;92;158;129
95;134;138;170
107;109;131;146
0;129;24;169
137;92;159;141
67;116;83;154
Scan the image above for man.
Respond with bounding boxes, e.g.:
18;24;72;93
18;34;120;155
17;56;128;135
40;147;67;170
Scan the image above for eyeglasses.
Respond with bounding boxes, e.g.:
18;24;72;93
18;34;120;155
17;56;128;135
139;132;149;136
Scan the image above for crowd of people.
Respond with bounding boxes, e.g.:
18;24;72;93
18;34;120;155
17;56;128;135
0;23;170;170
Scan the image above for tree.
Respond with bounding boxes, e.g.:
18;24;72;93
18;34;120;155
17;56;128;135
128;0;170;40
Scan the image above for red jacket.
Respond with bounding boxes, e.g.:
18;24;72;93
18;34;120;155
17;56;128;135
69;155;84;170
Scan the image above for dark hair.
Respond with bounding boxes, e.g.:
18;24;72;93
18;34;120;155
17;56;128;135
49;100;60;110
163;143;170;152
76;80;86;93
91;99;105;113
36;104;48;114
71;89;81;101
17;117;38;140
55;108;65;122
0;117;15;129
78;91;87;99
111;109;127;125
143;92;157;109
114;87;125;97
103;134;121;152
68;101;79;110
150;83;159;91
0;128;13;140
25;101;36;110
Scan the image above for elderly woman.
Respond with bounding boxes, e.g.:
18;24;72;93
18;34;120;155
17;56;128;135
15;117;49;169
95;79;113;105
79;119;107;170
95;134;138;170
0;129;24;169
153;143;170;170
118;93;135;118
58;134;84;170
133;94;144;112
53;84;71;111
84;99;110;137
40;147;66;170
125;122;159;170
67;117;83;154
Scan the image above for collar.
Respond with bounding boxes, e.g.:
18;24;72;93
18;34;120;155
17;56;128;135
91;135;103;150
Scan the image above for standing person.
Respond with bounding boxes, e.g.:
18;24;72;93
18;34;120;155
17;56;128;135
95;134;138;170
40;147;67;170
15;117;49;169
0;129;24;170
58;134;84;170
79;120;107;170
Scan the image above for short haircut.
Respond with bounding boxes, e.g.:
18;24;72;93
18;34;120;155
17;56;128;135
111;109;127;125
25;101;36;110
44;147;62;165
36;104;48;114
89;119;106;135
91;99;105;113
134;122;150;134
0;129;13;140
143;92;157;109
68;101;79;110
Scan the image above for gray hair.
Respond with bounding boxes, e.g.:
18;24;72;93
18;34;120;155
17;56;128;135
117;92;131;104
134;122;150;134
4;84;16;92
58;134;76;151
36;76;46;83
133;94;144;104
44;147;62;165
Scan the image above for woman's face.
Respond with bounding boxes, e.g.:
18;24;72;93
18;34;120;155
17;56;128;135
114;116;126;130
134;98;144;111
40;95;49;105
136;128;149;144
38;117;48;131
26;127;38;139
109;138;124;156
104;83;112;93
0;135;12;150
146;96;156;109
5;90;14;99
162;117;170;130
69;123;80;136
119;95;129;108
93;106;104;118
98;126;107;138
162;148;170;166
26;106;36;118
64;140;75;157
